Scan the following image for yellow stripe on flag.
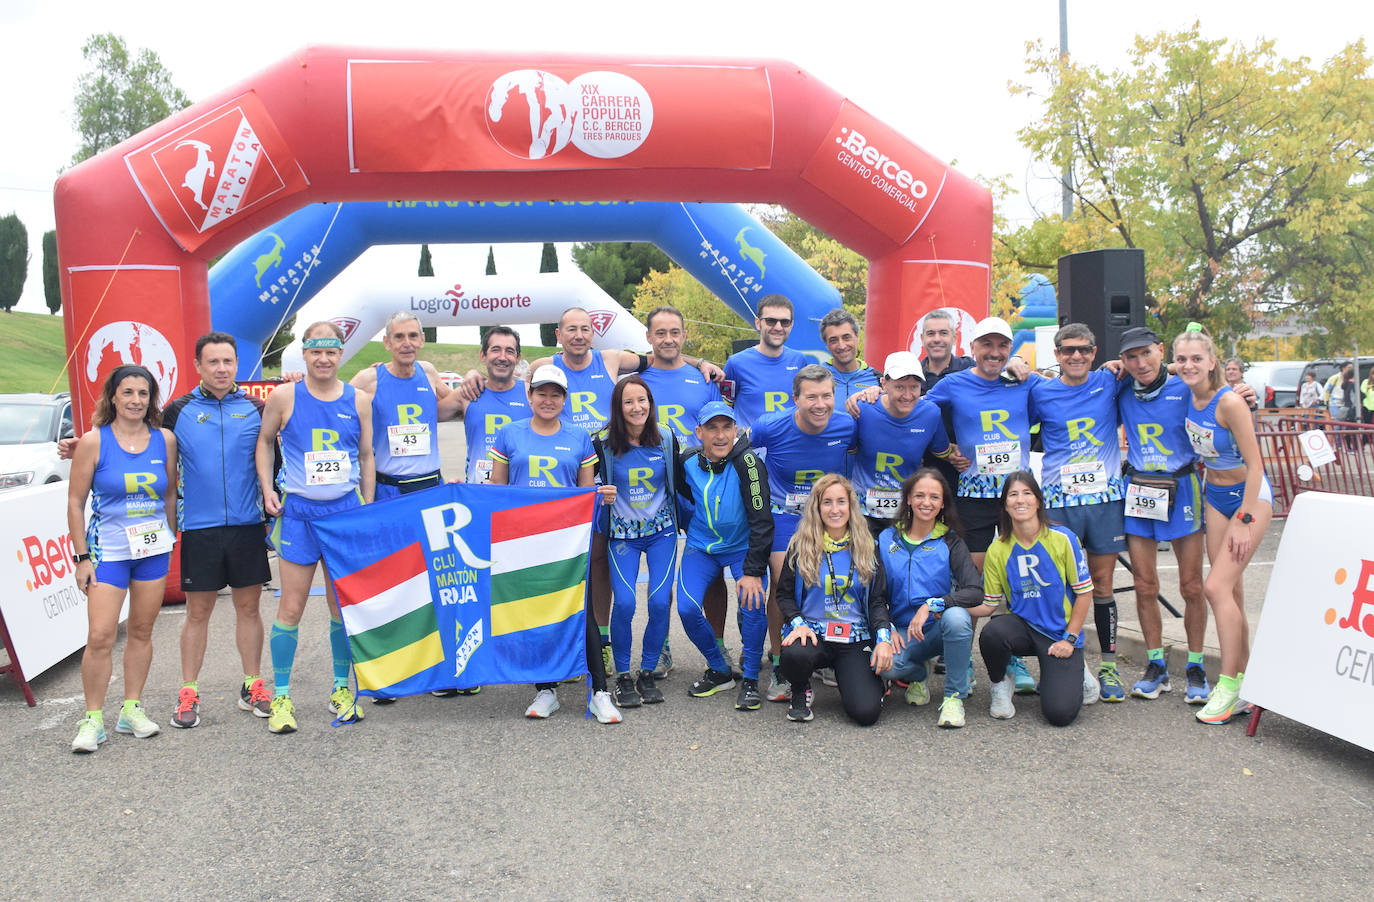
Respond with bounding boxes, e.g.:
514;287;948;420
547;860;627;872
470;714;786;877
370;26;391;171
353;631;445;690
490;581;586;637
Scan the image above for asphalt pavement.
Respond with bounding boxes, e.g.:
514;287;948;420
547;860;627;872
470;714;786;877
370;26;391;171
1;423;1369;900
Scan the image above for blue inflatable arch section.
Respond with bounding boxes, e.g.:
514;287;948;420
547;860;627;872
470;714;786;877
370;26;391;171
210;200;841;379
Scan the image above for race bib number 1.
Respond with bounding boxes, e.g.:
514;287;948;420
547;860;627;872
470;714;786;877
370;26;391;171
473;459;494;485
1125;482;1169;521
976;440;1020;476
1061;461;1107;496
126;519;173;560
305;450;350;485
865;488;901;515
784;491;810;513
388;423;431;457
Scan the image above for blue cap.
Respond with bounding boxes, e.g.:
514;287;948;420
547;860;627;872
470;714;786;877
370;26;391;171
696;401;737;426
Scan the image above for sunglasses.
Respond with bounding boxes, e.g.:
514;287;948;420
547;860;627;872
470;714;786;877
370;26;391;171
761;317;792;328
1056;345;1096;357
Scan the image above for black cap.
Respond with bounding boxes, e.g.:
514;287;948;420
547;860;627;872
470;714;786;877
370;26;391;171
1118;327;1161;353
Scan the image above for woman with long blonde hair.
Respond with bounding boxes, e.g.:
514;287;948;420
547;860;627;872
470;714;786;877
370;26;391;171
776;474;894;725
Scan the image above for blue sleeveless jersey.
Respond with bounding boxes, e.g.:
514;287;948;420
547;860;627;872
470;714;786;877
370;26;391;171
555;351;614;432
370;364;441;478
87;426;170;563
1185;386;1245;471
640;364;721;446
1029;370;1125;507
278;381;362;502
1117;374;1199;473
464;383;530;483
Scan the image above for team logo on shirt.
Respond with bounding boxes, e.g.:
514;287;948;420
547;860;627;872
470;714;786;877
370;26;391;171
337;413;354;420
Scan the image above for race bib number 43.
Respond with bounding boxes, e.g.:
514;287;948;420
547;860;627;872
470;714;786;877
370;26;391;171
306;450;350;485
388;423;431;457
1125;482;1169;521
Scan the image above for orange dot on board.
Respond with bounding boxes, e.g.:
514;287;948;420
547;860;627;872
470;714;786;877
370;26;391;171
1335;568;1347;585
25;580;32;592
15;549;22;562
1325;608;1338;625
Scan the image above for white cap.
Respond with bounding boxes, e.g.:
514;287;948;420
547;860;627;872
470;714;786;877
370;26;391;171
529;365;568;391
969;316;1014;342
882;351;925;382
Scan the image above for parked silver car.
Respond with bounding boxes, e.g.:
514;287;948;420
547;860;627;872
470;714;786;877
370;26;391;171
0;393;74;492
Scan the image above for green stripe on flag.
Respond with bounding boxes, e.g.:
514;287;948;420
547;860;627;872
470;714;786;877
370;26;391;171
349;603;440;665
491;553;589;607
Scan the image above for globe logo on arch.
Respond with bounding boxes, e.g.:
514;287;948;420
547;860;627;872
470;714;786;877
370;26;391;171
83;321;179;402
486;70;579;161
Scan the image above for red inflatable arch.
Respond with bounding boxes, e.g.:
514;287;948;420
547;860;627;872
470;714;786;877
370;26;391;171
54;47;991;425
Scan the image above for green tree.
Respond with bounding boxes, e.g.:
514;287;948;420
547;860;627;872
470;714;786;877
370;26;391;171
261;314;296;370
755;208;867;320
571;241;671;309
631;266;749;363
477;245;497;345
1014;28;1374;341
538;242;559;347
42;230;60;315
418;244;436;342
71;33;191;165
0;214;29;312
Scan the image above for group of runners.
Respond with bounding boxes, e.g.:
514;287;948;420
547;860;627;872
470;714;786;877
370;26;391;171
63;294;1271;752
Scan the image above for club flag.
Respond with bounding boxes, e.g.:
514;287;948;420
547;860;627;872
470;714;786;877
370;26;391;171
312;484;595;697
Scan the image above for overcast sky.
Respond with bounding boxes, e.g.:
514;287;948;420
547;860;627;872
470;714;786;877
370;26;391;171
0;0;1366;325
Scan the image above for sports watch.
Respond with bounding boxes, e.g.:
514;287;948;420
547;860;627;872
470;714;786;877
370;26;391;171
1062;630;1080;645
1239;512;1254;524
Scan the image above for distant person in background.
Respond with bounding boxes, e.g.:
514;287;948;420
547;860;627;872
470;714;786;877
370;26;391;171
1298;371;1322;410
1224;357;1258;412
1362;371;1374;427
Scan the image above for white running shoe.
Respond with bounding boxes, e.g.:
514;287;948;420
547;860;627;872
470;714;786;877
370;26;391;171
1082;660;1100;706
524;688;560;719
765;671;791;702
820;667;838;687
989;677;1016;720
587;690;622;724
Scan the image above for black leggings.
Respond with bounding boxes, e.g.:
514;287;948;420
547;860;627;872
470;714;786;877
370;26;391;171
779;639;884;726
979;613;1083;727
536;602;606;693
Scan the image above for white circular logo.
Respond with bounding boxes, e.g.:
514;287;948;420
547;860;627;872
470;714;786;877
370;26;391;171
568;71;653;159
485;70;653;161
84;321;179;402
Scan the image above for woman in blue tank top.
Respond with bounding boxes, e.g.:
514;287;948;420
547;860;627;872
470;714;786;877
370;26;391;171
66;365;178;753
1175;327;1272;725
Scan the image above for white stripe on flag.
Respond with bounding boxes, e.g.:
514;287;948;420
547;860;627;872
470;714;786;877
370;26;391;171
489;522;593;576
339;569;431;634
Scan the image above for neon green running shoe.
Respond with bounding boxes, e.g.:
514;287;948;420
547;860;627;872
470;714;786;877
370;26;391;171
1196;684;1239;725
937;695;966;728
268;695;297;734
115;702;160;738
904;679;930;706
329;686;364;723
71;715;106;753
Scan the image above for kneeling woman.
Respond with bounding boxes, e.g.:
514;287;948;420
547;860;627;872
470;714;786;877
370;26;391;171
777;474;894;725
979;471;1094;727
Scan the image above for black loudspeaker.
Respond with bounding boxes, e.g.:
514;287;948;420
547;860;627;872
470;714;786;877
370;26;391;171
1056;248;1146;368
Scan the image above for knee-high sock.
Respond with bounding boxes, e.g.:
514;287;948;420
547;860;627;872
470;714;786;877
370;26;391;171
270;621;300;698
329;615;351;689
1093;596;1117;661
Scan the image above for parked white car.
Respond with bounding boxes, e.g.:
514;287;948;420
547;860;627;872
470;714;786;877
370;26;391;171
0;393;74;492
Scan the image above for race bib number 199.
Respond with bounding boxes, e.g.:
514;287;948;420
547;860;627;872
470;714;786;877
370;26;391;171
1125;482;1169;521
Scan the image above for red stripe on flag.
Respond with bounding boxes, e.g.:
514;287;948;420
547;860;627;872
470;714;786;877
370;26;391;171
490;492;595;544
333;541;427;608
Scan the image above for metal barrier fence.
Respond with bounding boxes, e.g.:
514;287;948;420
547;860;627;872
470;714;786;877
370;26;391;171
1256;412;1374;517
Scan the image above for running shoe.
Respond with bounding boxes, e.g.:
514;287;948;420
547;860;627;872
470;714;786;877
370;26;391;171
115;702;160;738
268;695;297;733
525;688;560;718
904;679;930;706
652;648;673;680
933;655;947;674
787;683;814;722
720;645;739;675
372;697;397;706
329;686;364;722
1082;661;1100;706
688;668;735;698
71;715;106;753
1131;661;1172;699
1097;663;1126;703
1185;664;1211;705
968;661;977;692
989;677;1016;720
735;678;762;711
456;686;482;696
613;672;642;708
601;644;615;679
820;667;838;687
937;695;965;728
1009;656;1037;694
588;690;622;724
171;687;201;729
765;670;791;703
1233;698;1254;718
1196;684;1240;725
239;678;272;717
431;688;459;698
636;670;664;705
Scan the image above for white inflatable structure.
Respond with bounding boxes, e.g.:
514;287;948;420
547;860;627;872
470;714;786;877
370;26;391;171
280;270;649;372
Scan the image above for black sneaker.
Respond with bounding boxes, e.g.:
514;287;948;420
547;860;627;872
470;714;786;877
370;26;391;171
455;686;482;696
637;669;664;704
613;672;642;708
735;678;762;711
373;697;397;706
430;688;459;698
787;682;814;722
933;655;947;675
688;668;736;698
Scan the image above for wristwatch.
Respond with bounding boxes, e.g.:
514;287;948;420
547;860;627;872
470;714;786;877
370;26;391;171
1062;630;1079;645
72;552;91;564
1238;512;1254;524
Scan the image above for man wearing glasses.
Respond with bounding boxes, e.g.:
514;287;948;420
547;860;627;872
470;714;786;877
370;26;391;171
723;295;810;429
1028;323;1126;703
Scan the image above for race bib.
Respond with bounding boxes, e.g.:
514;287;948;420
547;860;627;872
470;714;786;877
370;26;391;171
864;488;901;515
1061;461;1107;496
388;423;431;457
126;519;173;560
305;450;350;486
1125;483;1169;521
976;440;1020;476
823;621;852;643
784;491;810;514
1185;419;1216;459
473;459;493;485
